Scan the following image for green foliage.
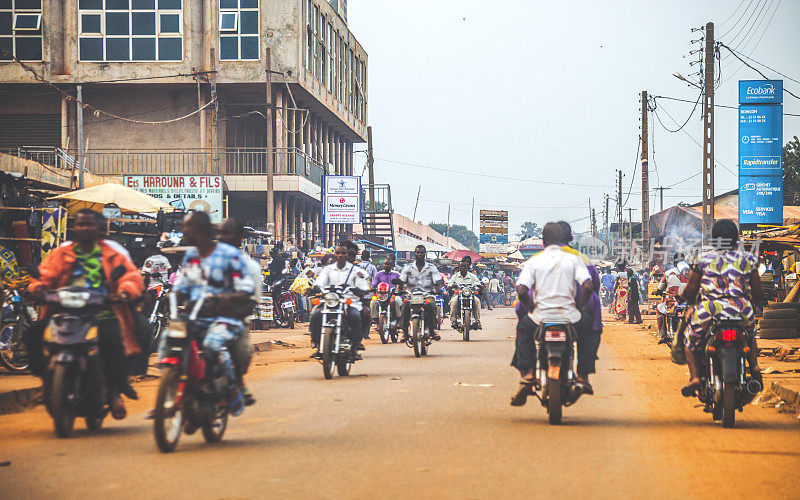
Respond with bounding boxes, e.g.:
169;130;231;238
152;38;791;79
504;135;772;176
518;221;543;239
783;136;800;205
429;223;478;251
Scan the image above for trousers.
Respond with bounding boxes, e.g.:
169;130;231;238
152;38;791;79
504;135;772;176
309;306;362;346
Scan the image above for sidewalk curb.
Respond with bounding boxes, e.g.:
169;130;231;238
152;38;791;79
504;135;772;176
0;385;42;415
769;381;800;412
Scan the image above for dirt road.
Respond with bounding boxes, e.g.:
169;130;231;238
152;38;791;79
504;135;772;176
1;310;798;499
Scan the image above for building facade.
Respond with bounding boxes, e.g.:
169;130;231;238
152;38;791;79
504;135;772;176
0;0;368;247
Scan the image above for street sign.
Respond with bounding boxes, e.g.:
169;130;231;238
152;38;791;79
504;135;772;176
738;80;783;226
479;209;508;256
322;175;361;224
123;175;223;222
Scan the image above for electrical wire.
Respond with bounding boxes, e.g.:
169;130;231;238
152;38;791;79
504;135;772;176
724;45;800;85
717;0;749;29
720;0;781;81
622;135;641;207
652;94;800;117
649;92;701;133
719;42;800;99
719;0;758;39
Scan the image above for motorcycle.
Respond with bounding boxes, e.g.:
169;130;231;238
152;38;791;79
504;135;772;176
533;323;584;425
452;284;480;342
600;287;613;308
373;283;398;344
270;278;296;329
1;288;35;372
690;315;762;428
405;289;433;358
148;281;172;348
153;291;235;452
434;293;444;331
314;285;359;379
657;300;687;346
41;286;118;437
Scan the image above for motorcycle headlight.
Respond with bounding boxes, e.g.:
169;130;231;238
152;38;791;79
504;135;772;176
57;290;90;309
410;294;424;305
167;321;188;339
324;292;340;308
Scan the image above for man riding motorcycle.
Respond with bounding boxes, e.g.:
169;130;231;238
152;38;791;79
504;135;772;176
309;242;370;356
172;212;256;416
25;209;144;419
399;245;443;342
448;256;482;329
656;260;690;344
370;254;402;323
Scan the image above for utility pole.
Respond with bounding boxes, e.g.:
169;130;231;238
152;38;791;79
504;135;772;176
412;185;421;222
701;21;715;246
367;125;374;211
209;49;218;175
654;186;671;212
76;85;84;189
471;197;475;236
265;47;275;237
641;91;649;260
617;170;623;251
626;207;636;264
603;194;610;244
446;204;451;245
591;208;597;239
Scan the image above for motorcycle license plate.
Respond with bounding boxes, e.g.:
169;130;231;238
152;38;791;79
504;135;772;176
283;301;294;308
545;330;566;341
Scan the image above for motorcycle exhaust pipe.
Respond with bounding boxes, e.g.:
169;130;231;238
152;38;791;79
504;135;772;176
745;378;763;396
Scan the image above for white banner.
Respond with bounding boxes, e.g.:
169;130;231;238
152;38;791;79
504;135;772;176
323;175;361;224
123;175;223;222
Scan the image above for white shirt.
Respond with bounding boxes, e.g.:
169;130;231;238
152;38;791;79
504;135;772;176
241;252;263;301
315;261;370;311
489;277;500;293
142;254;172;290
516;245;591;324
449;271;480;287
400;261;442;294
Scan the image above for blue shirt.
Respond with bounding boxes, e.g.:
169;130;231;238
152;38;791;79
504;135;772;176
174;242;255;325
600;273;615;289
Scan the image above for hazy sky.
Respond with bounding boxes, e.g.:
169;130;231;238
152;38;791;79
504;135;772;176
348;0;800;237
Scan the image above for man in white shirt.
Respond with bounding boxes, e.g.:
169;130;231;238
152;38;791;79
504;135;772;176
310;242;370;352
448;256;482;328
510;222;593;406
488;276;501;306
399;244;444;341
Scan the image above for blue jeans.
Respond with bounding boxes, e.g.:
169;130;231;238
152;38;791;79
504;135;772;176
202;321;242;385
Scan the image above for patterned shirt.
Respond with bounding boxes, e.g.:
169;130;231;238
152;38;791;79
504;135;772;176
399;261;442;294
690;248;757;301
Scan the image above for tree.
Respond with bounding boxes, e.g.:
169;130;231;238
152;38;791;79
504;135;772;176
783;136;800;205
518;221;543;239
429;223;478;251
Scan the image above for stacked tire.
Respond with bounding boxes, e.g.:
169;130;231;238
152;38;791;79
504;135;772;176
758;302;800;339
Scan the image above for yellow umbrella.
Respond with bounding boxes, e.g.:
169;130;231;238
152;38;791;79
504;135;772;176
49;183;173;215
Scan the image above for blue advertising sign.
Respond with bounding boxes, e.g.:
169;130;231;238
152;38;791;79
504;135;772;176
738;177;782;225
738;80;782;226
739;80;783;104
739;105;782;176
480;233;508;245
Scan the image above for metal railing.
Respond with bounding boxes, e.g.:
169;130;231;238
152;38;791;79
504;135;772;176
361;184;393;213
0;146;77;170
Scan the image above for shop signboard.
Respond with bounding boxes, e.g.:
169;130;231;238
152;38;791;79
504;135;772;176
123;175;223;222
479;209;508;257
322;175;361;225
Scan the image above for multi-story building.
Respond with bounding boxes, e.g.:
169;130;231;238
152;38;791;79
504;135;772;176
0;0;367;247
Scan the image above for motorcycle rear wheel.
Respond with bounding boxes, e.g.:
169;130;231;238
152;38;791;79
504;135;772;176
0;321;29;372
547;377;563;425
51;363;77;438
722;384;736;428
154;366;184;453
336;355;352;376
463;311;471;342
411;318;422;358
378;315;389;344
202;409;228;443
321;327;335;379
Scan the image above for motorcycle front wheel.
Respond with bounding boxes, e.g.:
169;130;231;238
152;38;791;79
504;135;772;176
51;363;78;438
154;366;184;453
202;406;228;443
378;314;389;344
411;318;422;358
321;327;335;379
462;311;471;342
0;321;30;372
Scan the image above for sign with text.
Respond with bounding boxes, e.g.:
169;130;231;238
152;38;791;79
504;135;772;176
322;175;361;225
738;80;783;226
124;175;223;222
479;209;508;256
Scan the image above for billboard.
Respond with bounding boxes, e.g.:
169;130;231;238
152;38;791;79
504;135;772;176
479;209;508;257
322;175;361;225
738;80;783;226
123;175;223;222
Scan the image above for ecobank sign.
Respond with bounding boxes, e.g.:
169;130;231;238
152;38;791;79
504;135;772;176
738;80;783;226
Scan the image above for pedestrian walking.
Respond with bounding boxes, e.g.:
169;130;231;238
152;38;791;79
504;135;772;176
627;267;642;324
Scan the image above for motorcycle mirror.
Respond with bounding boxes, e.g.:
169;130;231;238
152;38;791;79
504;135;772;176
110;265;127;282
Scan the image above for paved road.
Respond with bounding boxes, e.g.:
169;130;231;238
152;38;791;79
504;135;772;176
1;310;798;499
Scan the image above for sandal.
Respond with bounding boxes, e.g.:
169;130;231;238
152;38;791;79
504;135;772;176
510;381;535;406
111;397;127;420
681;380;701;397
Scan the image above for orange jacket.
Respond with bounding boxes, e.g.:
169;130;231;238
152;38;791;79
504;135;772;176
29;241;145;355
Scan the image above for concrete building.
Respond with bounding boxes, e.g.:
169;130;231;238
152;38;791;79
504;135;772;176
0;0;367;247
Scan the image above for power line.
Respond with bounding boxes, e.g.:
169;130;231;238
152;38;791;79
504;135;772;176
719;0;758;39
622;135;641;207
649;92;701;133
719;42;800;99
652;94;800;117
720;0;781;82
717;0;749;29
724;44;800;84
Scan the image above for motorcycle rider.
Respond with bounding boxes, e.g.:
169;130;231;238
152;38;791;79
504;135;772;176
173;211;255;416
678;219;764;397
448;256;482;329
309;242;370;356
370;254;402;324
510;222;592;406
217;218;260;406
344;241;373;340
656;259;690;344
399;245;443;342
26;209;144;419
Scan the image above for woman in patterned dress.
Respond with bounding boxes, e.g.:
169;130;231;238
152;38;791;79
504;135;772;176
611;263;628;320
678;220;764;396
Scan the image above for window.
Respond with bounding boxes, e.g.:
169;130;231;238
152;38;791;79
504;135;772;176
304;0;312;72
219;0;258;60
0;0;43;62
78;0;183;62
